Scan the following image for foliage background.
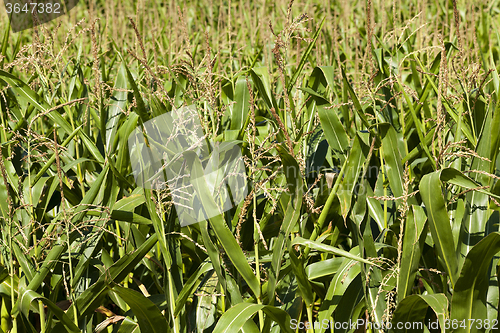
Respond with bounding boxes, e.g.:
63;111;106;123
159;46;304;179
0;0;500;332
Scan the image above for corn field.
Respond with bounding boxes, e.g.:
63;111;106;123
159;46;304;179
0;0;500;332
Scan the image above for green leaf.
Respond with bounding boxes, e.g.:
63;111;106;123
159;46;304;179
299;87;329;104
124;64;149;123
0;20;10;67
392;294;448;332
451;232;500;330
305;258;343;280
67;234;158;320
30;125;83;187
112;286;168;333
287;17;326;95
185;151;261;298
106;210;153;225
379;124;406;201
11;245;67;319
174;262;212;316
289;249;314;307
459;115;492;264
490;100;500;171
396;73;437;170
18;288;80;333
318;104;349;158
267;147;303;305
276;144;303;199
316;256;361;333
420;169;459;288
291;237;376;266
106;63;128;152
195;273;217;330
397;205;427;303
0;70;73;134
69;164;110;226
212;303;294;333
341;67;373;135
12;243;34;283
250;67;278;112
338;135;367;219
231;77;250;131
